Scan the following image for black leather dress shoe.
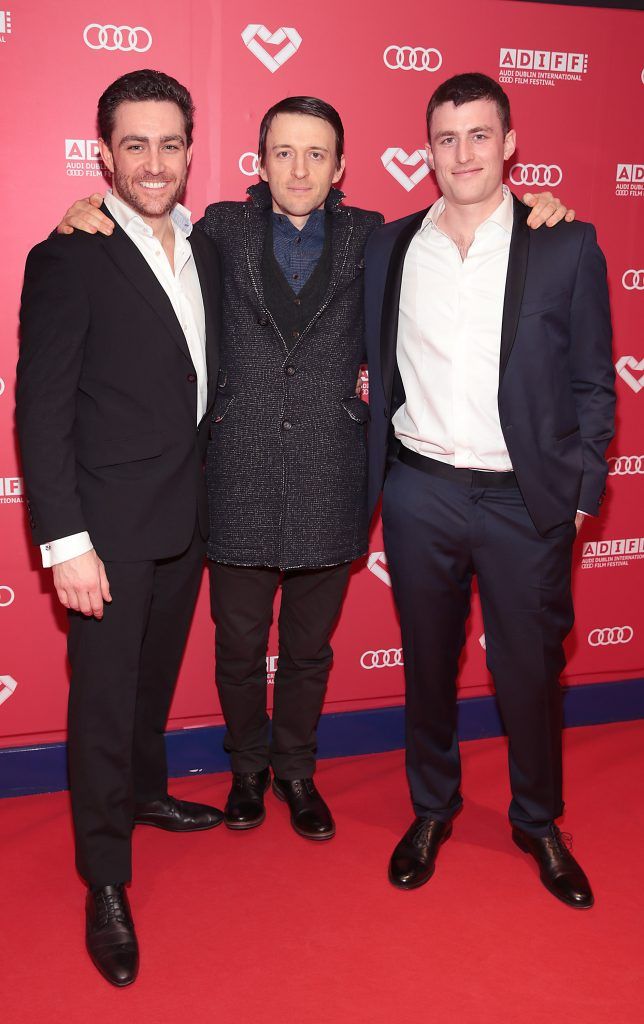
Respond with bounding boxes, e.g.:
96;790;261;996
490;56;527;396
224;768;271;830
133;794;223;831
512;824;594;909
86;884;138;987
388;817;453;890
272;777;335;840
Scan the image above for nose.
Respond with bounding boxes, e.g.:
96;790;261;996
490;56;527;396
145;146;165;175
455;138;473;164
291;154;308;178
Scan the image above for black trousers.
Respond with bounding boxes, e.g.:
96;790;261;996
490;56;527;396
382;459;575;837
66;527;205;887
209;562;351;779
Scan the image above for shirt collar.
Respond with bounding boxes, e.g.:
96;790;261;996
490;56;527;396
104;190;194;239
272;207;325;239
422;184;513;235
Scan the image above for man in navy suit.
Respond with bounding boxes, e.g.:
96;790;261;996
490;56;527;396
364;73;615;908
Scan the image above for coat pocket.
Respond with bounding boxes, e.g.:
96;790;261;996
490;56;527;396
76;430;165;469
341;396;370;424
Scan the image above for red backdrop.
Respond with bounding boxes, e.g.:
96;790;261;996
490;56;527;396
1;0;642;749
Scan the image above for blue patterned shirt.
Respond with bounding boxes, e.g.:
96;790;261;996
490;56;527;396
272;209;325;294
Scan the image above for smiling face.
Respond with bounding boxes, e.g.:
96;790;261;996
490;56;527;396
426;98;516;215
259;112;345;227
98;99;192;223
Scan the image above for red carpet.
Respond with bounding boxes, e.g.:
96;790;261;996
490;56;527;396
2;721;643;1023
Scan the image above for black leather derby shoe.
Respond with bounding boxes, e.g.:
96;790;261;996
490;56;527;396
272;777;335;840
224;768;271;830
512;824;594;909
388;817;453;890
133;794;223;831
86;884;138;987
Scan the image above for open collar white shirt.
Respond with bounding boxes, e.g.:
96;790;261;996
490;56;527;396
393;186;513;472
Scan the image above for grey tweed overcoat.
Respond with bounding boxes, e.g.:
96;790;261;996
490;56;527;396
196;182;383;569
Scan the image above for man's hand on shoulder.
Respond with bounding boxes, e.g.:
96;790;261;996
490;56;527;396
57;193;113;236
522;191;576;229
52;549;112;618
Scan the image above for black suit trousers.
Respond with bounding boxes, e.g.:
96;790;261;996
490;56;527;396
66;527;205;887
382;459;575;836
209;562;350;778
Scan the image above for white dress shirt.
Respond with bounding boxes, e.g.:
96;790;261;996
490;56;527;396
41;192;207;567
393;186;513;472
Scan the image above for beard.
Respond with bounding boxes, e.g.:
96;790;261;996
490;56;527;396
111;167;188;220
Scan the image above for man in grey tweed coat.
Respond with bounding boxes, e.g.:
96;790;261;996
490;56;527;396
57;95;572;843
197;97;382;839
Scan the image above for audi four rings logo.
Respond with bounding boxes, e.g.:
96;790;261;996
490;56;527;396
622;270;644;290
0;586;15;607
83;24;152;52
383;46;443;72
509;164;563;187
360;649;404;670
239;152;260;177
587;626;634;647
609;456;644;475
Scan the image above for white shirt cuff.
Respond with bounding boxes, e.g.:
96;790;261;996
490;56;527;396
41;532;93;568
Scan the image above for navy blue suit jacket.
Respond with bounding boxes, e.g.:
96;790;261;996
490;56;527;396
364;194;615;536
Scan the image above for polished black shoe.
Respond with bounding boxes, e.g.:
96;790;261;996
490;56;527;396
133;794;223;832
86;884;138;987
272;777;335;840
512;824;594;909
388;817;453;890
224;768;271;830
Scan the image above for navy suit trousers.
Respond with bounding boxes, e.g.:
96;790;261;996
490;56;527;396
382;458;576;835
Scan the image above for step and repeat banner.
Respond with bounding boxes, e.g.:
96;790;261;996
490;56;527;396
0;1;642;749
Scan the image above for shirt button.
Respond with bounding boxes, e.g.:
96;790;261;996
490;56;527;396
292;329;300;339
282;420;292;431
285;365;296;376
295;237;302;245
187;373;197;383
293;273;299;281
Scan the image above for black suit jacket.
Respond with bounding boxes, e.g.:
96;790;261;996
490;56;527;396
17;206;221;561
364;195;615;536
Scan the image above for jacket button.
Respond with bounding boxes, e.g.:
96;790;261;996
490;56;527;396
285;365;296;376
187;373;197;383
258;315;269;326
383;407;389;419
292;329;300;339
282;420;292;430
293;298;301;306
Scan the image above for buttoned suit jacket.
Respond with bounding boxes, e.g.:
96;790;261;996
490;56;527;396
17;205;221;561
364;194;615;536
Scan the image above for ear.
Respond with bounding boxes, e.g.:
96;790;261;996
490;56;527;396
332;154;346;185
258;156;268;183
98;137;114;174
186;143;193;169
424;142;434;170
503;129;517;162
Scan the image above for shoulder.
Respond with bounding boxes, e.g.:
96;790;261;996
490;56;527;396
340;205;385;230
198;200;248;233
25;230;99;272
365;207;428;256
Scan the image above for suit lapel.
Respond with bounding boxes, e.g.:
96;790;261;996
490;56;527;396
98;205;194;367
380;210;428;401
499;195;530;381
190;230;219;409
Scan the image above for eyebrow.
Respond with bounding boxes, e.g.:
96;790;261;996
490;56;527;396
433;125;496;139
271;143;330;151
119;134;185;145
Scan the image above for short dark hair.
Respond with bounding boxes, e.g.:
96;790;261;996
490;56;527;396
98;69;195;147
258;96;344;168
426;73;511;139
